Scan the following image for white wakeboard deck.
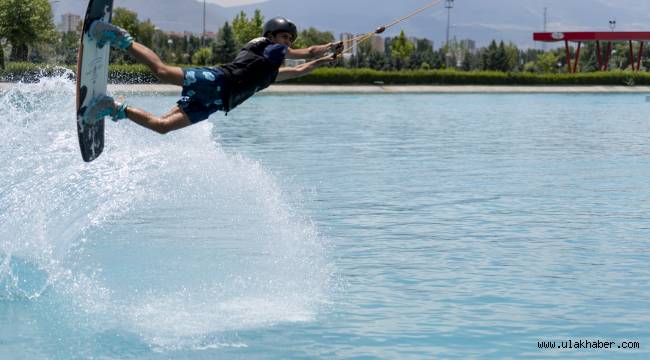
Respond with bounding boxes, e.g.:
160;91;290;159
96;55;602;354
76;0;113;162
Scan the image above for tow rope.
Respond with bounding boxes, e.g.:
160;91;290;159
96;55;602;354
325;0;445;59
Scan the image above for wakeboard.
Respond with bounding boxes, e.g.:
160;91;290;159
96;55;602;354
76;0;113;162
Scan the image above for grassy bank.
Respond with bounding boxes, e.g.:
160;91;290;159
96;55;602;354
290;68;650;86
2;62;650;86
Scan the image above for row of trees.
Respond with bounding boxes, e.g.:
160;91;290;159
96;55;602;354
0;0;56;67
2;1;650;73
348;34;650;73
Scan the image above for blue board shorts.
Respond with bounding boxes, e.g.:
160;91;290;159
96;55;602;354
177;67;228;123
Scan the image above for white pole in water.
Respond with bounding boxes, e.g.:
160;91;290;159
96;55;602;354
445;0;454;47
202;0;206;46
542;7;547;51
445;0;454;68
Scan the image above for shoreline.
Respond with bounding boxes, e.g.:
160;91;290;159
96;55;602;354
94;84;650;94
3;82;650;94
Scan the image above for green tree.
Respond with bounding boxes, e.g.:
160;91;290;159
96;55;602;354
612;42;631;70
390;30;415;69
494;41;509;72
0;0;56;61
504;42;520;72
577;42;599;72
293;27;334;48
415;38;433;53
536;51;559;73
112;8;140;39
213;21;237;64
192;47;211;65
232;10;264;47
138;19;156;48
408;39;437;70
444;45;458;70
523;61;536;72
111;10;163;64
232;11;247;45
521;48;542;65
111;8;140;63
481;40;499;70
56;31;80;64
250;9;264;39
460;49;473;71
368;50;387;70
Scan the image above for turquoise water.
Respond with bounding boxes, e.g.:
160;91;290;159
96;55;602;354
1;77;650;359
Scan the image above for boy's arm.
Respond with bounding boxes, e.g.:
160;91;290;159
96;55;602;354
287;42;343;59
276;55;337;82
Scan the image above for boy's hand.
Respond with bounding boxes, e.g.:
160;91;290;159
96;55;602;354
318;42;344;56
323;42;344;56
332;41;344;55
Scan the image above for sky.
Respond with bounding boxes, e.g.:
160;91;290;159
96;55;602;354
51;0;650;48
204;0;269;7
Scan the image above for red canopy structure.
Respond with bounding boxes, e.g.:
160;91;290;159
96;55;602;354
533;32;650;73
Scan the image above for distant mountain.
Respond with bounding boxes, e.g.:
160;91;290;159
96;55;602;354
52;0;650;48
52;0;228;33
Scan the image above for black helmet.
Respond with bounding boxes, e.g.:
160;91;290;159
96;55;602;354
263;17;298;41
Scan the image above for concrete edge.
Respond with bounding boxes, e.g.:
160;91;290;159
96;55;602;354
3;82;650;94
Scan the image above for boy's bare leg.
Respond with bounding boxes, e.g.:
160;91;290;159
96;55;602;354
126;42;184;86
89;25;190;133
124;106;192;134
114;42;190;134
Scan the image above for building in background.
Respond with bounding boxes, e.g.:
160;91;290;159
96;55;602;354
459;39;476;53
339;32;357;63
371;35;384;53
408;36;419;48
415;38;433;50
59;13;81;33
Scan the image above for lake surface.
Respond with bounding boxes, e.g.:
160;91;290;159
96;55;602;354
1;77;649;359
